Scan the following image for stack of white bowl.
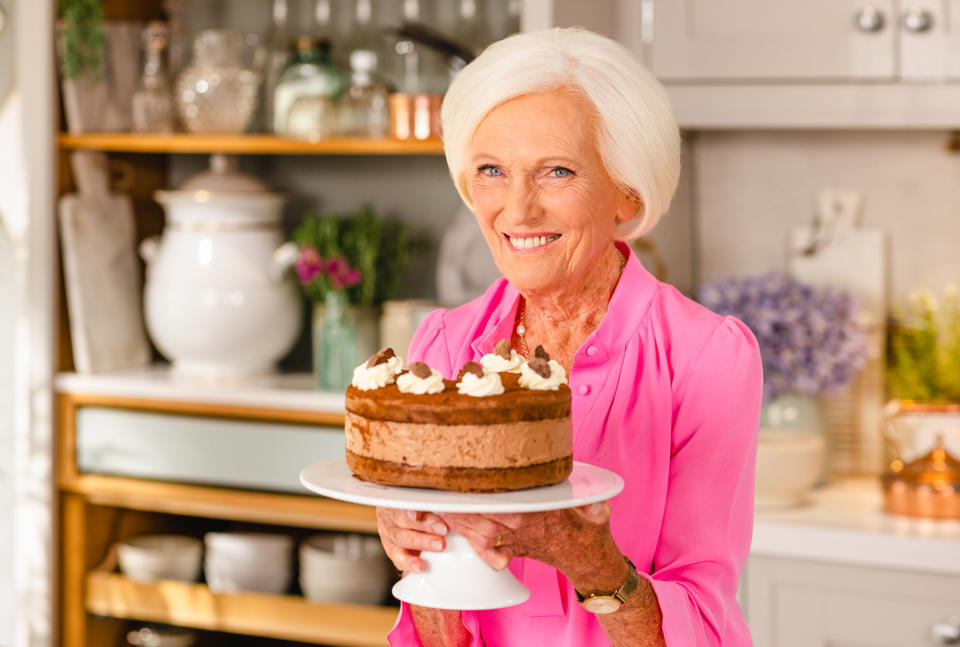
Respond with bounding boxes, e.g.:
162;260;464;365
299;534;392;604
118;535;203;583
204;532;293;594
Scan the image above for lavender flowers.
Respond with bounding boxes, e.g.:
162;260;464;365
698;273;868;401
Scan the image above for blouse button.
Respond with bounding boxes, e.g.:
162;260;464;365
586;345;598;357
577;384;591;396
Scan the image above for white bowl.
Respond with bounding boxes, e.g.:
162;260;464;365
204;560;291;594
205;532;292;557
118;535;203;583
755;430;826;509
298;534;391;604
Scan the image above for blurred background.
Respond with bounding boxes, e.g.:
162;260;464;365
2;1;960;646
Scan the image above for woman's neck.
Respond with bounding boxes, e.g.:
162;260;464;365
518;245;624;371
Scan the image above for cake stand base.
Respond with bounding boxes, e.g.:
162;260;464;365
300;458;624;610
391;531;530;610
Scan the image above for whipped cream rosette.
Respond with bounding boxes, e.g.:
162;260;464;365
396;361;445;394
456;361;504;396
518;346;567;390
351;348;403;390
480;338;525;373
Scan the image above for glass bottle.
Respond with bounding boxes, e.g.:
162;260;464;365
264;0;291;132
319;291;357;391
132;21;175;133
273;38;346;136
339;49;389;138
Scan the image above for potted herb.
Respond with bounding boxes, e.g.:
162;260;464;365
279;204;424;381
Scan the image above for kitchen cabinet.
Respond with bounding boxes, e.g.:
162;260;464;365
56;369;394;647
650;0;960;127
747;480;960;647
652;0;960;82
745;556;960;647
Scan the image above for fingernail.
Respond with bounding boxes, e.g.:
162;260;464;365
407;510;419;521
591;502;604;515
430;540;443;551
497;555;509;570
432;522;447;535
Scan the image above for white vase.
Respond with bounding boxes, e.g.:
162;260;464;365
755;395;828;509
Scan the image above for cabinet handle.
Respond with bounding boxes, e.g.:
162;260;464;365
932;616;960;646
854;6;886;32
902;6;934;33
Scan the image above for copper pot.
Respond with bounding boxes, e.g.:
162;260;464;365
882;401;960;519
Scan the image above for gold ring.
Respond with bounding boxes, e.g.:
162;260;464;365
494;534;504;548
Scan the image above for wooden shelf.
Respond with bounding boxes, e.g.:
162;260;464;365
58;132;445;155
86;572;397;647
62;474;378;533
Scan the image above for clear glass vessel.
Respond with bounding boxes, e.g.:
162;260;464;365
132;21;174;133
175;29;261;134
273;38;346;137
339;49;389;138
318;291;357;391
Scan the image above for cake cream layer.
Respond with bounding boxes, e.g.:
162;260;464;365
345;411;573;469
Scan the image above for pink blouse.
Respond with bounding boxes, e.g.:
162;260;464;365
387;242;763;646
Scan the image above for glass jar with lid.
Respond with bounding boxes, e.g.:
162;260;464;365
339;49;389;138
273;37;346;137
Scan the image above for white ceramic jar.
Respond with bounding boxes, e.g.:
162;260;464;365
143;155;301;378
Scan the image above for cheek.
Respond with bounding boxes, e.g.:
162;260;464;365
471;186;503;228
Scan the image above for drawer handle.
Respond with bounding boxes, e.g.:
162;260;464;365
902;6;934;33
932;616;960;645
854;5;886;32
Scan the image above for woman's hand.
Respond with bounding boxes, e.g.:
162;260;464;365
440;502;616;580
375;507;449;574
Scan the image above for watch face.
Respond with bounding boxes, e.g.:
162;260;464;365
583;596;622;614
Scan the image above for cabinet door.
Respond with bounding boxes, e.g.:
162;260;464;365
899;0;960;80
651;0;897;81
746;556;960;647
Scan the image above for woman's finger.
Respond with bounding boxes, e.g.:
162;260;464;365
570;501;610;524
396;509;449;536
385;546;425;573
442;512;509;540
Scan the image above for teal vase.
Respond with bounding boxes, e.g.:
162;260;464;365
317;291;357;391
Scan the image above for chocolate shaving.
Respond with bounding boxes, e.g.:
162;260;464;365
534;345;550;361
366;347;396;368
493;338;512;360
409;361;432;379
527;357;551;379
461;361;484;379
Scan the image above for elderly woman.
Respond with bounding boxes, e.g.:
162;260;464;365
376;28;762;647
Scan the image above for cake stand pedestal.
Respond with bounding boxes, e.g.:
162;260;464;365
299;458;624;610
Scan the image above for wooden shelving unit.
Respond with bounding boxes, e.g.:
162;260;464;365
58;132;445;155
85;572;397;647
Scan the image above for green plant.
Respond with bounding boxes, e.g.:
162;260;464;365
887;287;960;402
289;204;427;307
58;0;105;80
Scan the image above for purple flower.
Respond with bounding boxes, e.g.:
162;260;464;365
343;268;362;287
698;272;868;401
326;257;346;276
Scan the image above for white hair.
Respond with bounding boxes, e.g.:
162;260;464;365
441;27;681;241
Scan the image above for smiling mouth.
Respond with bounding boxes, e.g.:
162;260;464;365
505;233;562;251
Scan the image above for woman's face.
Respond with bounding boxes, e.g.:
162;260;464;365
468;90;639;296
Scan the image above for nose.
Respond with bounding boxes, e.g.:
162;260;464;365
501;177;543;228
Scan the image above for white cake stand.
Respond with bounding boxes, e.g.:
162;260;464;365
299;458;624;610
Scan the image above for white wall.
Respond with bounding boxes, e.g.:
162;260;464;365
693;130;960;303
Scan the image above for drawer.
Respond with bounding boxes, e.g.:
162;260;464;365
76;407;344;494
746;555;960;647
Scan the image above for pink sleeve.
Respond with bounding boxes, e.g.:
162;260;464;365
389;308;484;646
387;603;484;646
645;316;763;647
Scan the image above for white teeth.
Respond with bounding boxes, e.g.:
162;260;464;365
508;235;558;249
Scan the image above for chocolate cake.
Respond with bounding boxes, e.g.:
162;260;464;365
344;344;573;492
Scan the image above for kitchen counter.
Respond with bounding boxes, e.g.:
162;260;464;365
752;479;960;575
54;364;345;414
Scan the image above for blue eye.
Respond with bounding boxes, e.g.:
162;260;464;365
478;165;502;177
550;167;574;178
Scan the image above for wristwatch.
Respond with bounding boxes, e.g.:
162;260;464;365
575;556;640;614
